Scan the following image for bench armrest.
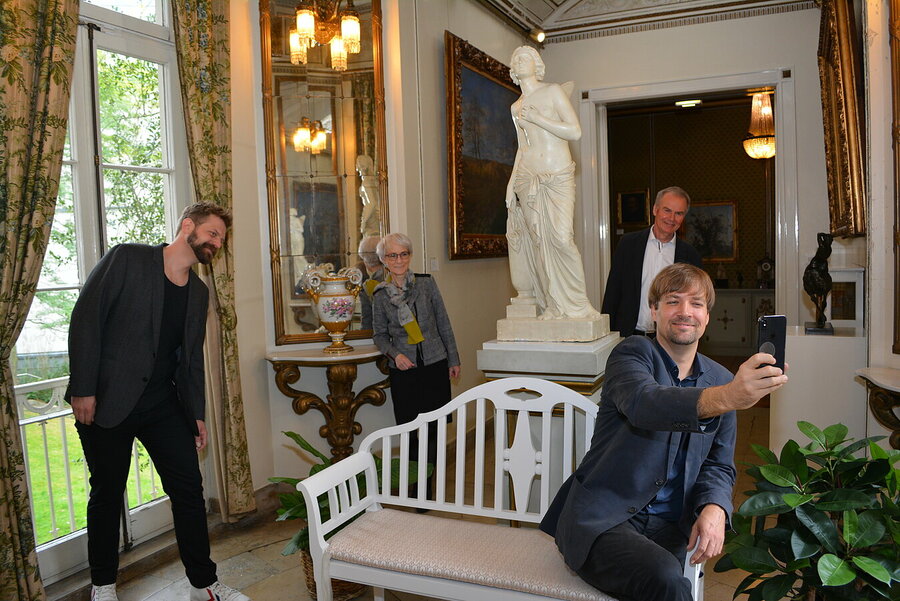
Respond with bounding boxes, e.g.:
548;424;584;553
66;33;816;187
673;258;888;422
297;452;379;563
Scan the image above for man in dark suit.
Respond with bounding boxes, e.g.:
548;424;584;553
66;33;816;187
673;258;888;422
66;203;250;601
541;264;788;601
602;186;703;337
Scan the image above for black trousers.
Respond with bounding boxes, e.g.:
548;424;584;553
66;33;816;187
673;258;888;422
389;358;450;464
76;399;216;588
576;511;692;601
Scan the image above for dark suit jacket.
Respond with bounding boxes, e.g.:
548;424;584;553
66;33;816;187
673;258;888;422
539;336;736;571
601;228;703;336
65;244;209;433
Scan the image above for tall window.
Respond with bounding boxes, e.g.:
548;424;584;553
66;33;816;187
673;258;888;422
12;0;189;582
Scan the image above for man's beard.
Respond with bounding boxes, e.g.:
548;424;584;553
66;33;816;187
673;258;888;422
188;232;217;265
664;318;700;346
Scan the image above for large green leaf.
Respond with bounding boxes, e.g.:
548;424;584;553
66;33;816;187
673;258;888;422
734;573;759;595
730;545;778;574
852;556;893;585
740;491;792;516
281;527;308;555
752;443;779;465
849;510;887;548
760;574;796;601
282;430;331;466
843;509;859;547
856;459;892;487
780;439;810;483
871;442;890;461
824;424;849;448
783;493;814;508
837;437;883;459
817;554;857;586
796;505;841;554
791;528;820;560
798;422;827;449
713;553;736;573
760;464;798;489
815;489;873;511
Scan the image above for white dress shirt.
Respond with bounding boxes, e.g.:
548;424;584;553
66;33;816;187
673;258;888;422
635;228;676;333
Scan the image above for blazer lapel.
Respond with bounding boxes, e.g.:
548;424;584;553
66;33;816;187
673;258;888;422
629;228;652;300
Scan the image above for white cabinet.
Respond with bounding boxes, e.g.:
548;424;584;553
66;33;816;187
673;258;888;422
700;289;775;356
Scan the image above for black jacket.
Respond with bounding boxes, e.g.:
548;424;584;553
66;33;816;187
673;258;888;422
65;244;208;433
601;228;702;336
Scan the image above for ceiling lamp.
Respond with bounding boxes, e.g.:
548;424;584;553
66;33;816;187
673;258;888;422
292;117;329;154
288;29;307;65
291;0;361;69
743;92;776;159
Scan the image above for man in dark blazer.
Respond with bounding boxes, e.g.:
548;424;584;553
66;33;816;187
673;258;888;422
66;203;250;601
541;264;788;601
602;186;703;337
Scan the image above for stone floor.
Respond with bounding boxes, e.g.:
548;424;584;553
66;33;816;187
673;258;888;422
85;405;769;601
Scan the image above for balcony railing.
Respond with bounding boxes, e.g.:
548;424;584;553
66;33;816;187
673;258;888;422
15;376;165;546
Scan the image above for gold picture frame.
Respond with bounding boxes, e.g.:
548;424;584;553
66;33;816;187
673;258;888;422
445;31;519;260
616;189;651;227
817;0;867;237
682;201;739;263
892;0;900;354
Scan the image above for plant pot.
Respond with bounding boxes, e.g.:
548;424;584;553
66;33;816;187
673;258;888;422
299;549;366;601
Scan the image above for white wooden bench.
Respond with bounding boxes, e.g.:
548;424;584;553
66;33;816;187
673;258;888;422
298;377;703;601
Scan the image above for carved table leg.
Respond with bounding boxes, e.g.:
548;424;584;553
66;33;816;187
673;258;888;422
866;381;900;449
271;360;390;461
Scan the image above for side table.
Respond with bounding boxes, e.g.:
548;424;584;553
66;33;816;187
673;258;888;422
857;367;900;449
267;344;390;460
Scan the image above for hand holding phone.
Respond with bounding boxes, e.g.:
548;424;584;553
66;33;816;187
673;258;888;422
757;315;786;372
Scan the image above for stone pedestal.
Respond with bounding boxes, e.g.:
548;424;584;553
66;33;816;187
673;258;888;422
477;333;621;403
496;299;610;342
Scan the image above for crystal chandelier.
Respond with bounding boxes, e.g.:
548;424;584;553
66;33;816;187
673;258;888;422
288;0;361;72
292;117;329;154
742;92;776;159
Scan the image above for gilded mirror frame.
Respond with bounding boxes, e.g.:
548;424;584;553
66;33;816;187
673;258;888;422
260;0;389;345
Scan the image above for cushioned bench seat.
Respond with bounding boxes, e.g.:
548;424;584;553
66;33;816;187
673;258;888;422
328;508;618;601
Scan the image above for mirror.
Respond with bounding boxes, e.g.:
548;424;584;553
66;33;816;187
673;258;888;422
261;0;388;345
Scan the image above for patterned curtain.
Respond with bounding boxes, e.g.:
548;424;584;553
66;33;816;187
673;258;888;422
171;0;256;520
0;1;78;598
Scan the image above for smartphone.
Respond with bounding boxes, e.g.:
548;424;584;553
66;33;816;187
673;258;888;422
757;315;786;372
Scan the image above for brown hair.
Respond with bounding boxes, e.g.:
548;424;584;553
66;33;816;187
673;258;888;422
179;202;232;230
648;263;715;310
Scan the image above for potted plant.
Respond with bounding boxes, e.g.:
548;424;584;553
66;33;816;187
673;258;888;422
269;431;431;600
715;421;900;600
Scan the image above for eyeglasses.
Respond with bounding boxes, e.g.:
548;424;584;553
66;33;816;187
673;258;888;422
384;251;410;260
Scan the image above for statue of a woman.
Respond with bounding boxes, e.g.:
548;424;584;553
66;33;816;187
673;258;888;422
505;46;599;320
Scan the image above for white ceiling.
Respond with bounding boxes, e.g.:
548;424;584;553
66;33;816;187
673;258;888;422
476;0;816;42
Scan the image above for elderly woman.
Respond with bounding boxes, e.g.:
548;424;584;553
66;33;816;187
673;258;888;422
372;233;460;465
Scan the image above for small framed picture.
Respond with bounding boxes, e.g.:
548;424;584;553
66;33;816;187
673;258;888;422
827;267;864;329
616;190;651;227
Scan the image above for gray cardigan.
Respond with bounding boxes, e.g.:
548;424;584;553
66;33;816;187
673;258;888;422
372;274;460;369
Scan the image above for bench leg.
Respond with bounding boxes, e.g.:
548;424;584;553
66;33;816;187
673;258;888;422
316;575;333;601
372;586;385;601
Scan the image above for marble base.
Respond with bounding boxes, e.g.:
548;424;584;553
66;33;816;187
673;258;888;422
497;306;610;342
477;333;621;401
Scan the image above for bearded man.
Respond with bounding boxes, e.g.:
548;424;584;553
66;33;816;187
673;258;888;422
66;203;250;601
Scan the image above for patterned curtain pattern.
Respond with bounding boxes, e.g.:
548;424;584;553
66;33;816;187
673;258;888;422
171;0;256;520
351;72;376;161
0;1;78;598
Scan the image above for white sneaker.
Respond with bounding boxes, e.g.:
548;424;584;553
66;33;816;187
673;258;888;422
91;584;118;601
190;581;251;601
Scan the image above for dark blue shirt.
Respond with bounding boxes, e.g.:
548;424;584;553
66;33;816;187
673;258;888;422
645;339;713;522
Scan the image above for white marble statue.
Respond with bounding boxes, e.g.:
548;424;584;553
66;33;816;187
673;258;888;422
357;154;381;237
505;46;600;321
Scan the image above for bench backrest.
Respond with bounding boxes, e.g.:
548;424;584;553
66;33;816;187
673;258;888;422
359;377;598;523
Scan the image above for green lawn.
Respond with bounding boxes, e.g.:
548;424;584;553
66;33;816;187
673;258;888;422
24;414;164;545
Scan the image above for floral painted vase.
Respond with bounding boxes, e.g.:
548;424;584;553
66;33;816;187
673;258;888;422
304;265;363;353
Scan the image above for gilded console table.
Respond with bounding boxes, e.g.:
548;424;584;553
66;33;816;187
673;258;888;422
856;367;900;449
267;345;390;460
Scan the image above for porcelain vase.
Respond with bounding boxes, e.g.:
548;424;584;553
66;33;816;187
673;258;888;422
304;265;363;354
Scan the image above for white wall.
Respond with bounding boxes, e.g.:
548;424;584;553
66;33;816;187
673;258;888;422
542;9;836;324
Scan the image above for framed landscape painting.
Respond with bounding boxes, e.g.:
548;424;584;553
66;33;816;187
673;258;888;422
682;201;738;262
445;31;519;259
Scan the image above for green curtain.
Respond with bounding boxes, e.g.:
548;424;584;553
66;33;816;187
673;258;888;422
171;0;256;520
0;1;78;598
